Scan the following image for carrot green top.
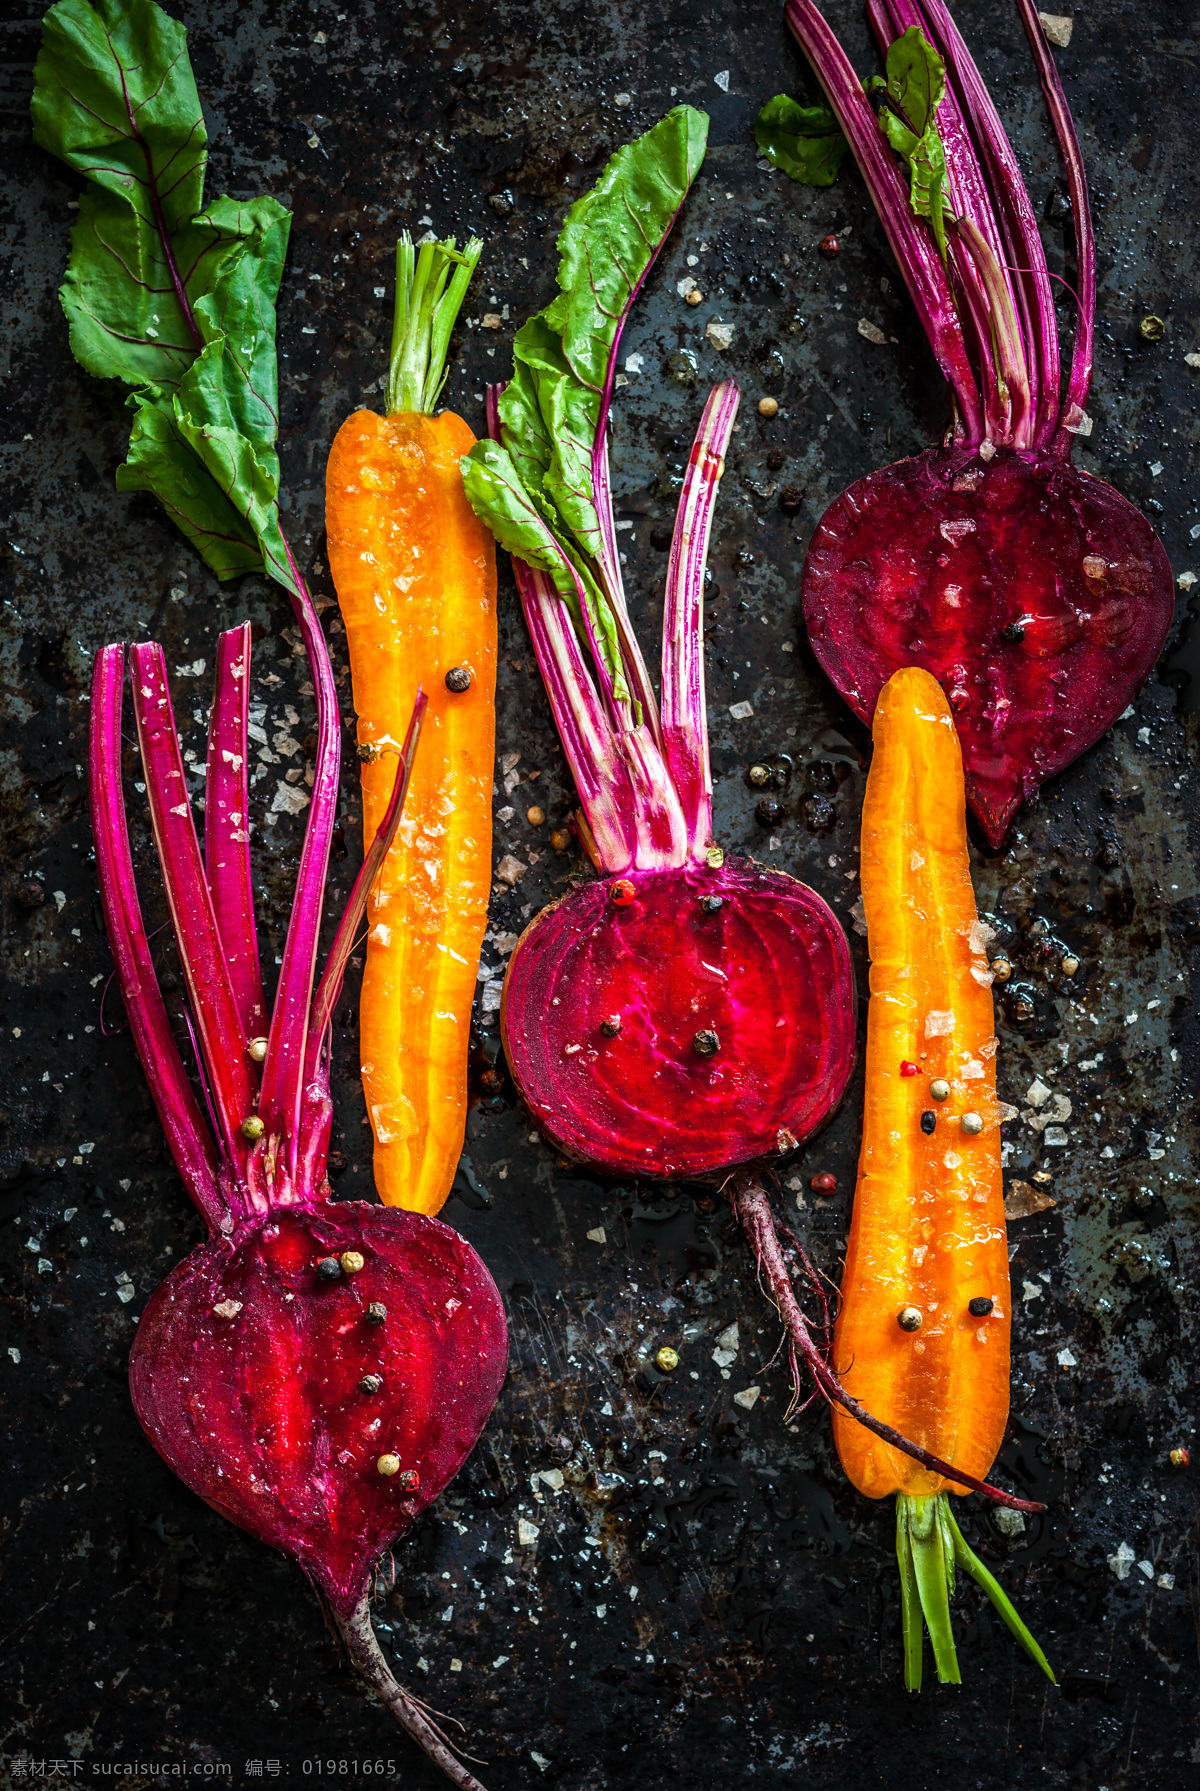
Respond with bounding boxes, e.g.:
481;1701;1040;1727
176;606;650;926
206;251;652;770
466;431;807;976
386;233;482;418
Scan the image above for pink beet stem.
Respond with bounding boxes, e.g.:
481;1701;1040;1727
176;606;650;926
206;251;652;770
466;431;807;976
1013;0;1095;448
592;427;667;754
334;1600;489;1791
587;162;704;758
910;0;1059;448
953;214;1032;445
129;642;258;1180
730;1175;1045;1513
89;646;226;1230
487;388;698;875
661;380;740;860
512;556;638;874
204;624;267;1041
866;0;1008;440
784;0;984;442
305;690;428;1082
256;543;342;1176
487;384;638;875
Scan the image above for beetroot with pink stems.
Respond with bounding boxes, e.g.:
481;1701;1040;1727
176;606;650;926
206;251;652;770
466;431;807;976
779;0;1174;847
93;633;506;1791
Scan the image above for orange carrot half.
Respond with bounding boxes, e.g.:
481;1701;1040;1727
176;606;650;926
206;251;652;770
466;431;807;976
326;235;496;1215
836;666;1054;1690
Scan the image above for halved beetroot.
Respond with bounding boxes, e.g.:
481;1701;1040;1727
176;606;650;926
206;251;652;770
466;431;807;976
784;0;1176;846
130;1203;507;1618
802;446;1174;846
500;859;856;1180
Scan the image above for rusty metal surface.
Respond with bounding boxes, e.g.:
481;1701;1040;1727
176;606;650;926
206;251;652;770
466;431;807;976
2;0;1199;1784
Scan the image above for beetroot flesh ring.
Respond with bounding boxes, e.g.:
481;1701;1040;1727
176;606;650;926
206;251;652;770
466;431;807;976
501;859;856;1180
802;446;1174;847
130;1203;507;1619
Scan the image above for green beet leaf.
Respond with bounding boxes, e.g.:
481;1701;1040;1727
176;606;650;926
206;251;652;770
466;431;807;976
463;106;707;699
537;105;707;566
460;440;587;617
32;0;295;595
752;94;849;186
872;26;950;259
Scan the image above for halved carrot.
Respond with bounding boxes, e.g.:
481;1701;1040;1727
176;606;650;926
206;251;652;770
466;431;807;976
835;665;1054;1689
326;236;496;1215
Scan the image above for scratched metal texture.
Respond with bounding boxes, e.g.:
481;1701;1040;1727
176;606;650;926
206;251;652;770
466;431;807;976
1;0;1198;1784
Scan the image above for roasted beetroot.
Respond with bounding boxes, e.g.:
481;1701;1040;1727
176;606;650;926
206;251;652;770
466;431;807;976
785;0;1174;846
804;445;1172;844
502;862;854;1180
130;1205;505;1618
92;629;506;1790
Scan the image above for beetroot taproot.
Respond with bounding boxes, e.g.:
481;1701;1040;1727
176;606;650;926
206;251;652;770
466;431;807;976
804;444;1172;845
784;0;1174;845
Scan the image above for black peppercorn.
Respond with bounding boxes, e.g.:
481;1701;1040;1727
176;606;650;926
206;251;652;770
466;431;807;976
700;894;724;913
920;1110;937;1134
1000;620;1026;644
779;486;804;516
316;1256;342;1281
693;1029;720;1057
968;1296;994;1317
445;666;472;693
366;1301;387;1324
359;1374;383;1394
756;797;785;827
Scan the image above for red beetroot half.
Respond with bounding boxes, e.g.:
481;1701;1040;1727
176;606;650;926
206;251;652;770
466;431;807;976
787;0;1174;846
91;610;506;1791
502;861;853;1181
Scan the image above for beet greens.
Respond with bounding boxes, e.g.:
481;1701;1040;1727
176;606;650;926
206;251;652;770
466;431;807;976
775;0;1174;845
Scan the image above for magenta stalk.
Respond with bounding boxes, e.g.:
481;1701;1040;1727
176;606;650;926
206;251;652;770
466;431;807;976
204;622;267;1040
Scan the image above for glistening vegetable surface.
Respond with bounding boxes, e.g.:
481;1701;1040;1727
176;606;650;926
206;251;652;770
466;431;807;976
130;1202;507;1616
327;234;497;1216
13;0;1199;1778
836;665;1052;1685
782;0;1174;845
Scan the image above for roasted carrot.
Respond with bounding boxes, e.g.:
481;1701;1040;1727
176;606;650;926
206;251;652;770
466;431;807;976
326;235;496;1215
835;665;1053;1689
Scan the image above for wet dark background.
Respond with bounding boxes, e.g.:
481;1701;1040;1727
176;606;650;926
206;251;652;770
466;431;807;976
2;0;1199;1784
